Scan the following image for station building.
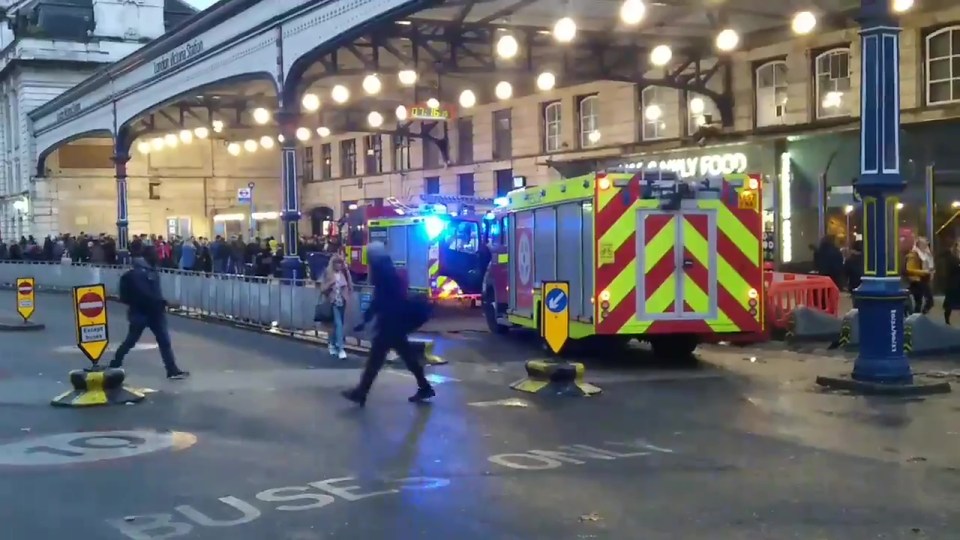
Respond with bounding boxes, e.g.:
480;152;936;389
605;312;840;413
1;0;958;267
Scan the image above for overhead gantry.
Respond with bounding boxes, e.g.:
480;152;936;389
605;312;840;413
28;0;866;276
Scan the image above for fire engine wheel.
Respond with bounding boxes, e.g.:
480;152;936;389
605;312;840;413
648;335;699;362
483;289;509;334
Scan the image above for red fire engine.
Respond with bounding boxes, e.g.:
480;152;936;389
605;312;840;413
482;168;765;358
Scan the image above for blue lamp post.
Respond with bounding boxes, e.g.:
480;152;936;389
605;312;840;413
850;0;912;383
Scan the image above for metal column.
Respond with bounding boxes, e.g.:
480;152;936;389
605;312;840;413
113;151;130;263
850;0;912;384
277;111;304;280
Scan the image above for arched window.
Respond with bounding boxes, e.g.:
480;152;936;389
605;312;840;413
815;48;851;118
543;101;562;152
755;61;788;127
927;26;960;105
687;93;719;135
578;95;600;148
641;86;670;140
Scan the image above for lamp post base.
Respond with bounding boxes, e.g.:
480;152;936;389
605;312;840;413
850;278;913;385
279;256;305;281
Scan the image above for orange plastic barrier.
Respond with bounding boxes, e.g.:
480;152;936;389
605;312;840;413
765;273;840;331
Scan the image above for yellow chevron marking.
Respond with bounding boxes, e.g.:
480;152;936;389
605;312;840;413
700;200;759;265
648;275;676;314
602;259;636;317
644;217;675;273
429;260;439;275
596;186;620;213
599;200;640;255
682;218;711;314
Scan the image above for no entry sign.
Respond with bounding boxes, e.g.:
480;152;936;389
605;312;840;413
15;277;34;322
73;284;109;364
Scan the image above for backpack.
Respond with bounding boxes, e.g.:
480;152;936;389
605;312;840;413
118;269;136;305
404;294;432;332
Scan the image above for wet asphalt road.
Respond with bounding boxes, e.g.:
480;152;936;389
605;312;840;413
0;291;958;540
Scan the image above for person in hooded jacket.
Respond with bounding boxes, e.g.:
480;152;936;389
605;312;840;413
341;242;434;406
110;240;189;379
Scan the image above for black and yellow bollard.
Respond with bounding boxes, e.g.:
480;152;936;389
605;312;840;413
511;360;601;397
51;368;146;407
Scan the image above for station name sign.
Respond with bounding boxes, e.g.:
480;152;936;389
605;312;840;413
615;151;749;178
56;103;81;122
153;39;204;75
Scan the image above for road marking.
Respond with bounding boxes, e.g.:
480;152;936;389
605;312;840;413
468;398;531;408
0;430;196;466
488;439;674;470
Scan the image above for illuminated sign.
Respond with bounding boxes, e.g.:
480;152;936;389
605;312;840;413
617;152;749;178
153;40;204;75
409;106;452;121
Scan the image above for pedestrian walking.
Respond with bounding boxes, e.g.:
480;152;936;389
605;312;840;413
341;243;434;406
110;240;190;379
320;253;352;359
943;240;960;325
905;237;935;315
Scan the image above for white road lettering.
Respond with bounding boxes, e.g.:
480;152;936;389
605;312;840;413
310;476;399;501
488;439;674;470
105;514;192;540
255;486;336;511
175;496;261;527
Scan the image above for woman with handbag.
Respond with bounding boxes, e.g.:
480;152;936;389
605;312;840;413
319;254;353;359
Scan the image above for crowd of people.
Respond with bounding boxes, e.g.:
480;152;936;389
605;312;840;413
0;232;342;278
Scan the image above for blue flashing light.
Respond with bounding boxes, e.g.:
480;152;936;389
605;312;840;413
432;204;447;214
484;211;495;220
425;215;447;240
494;196;509;207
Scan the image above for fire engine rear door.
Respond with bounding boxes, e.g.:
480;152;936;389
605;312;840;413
636;208;719;321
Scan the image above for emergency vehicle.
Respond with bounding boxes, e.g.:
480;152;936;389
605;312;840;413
341;195;496;299
482;169;765;359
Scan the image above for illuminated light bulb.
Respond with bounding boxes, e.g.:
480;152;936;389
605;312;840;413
395;105;408;121
715;28;739;52
194;126;209;139
398;69;417;86
252;107;271;124
179;129;193;144
689;97;705;115
368;111;384;128
227;142;241;156
137;141;151;154
459;89;477;108
495;81;513;100
426;97;440;109
792;11;816;35
296;127;311;141
317;126;331;137
331;84;350;104
164;133;178;147
620;0;646;25
893;0;914;12
302;93;320;111
244;139;257;152
211;120;224;133
650;44;672;66
588;130;601;144
362;74;382;95
260;135;275;149
496;34;518;59
644;104;662;121
536;72;556;91
151;137;165;150
553;16;577;43
278;134;285;143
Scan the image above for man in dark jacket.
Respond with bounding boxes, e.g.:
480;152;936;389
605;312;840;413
342;242;434;405
109;241;189;379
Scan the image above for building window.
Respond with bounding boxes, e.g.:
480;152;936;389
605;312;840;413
756;60;788;127
578;95;600;148
302;146;314;182
495;169;513;197
492;109;512;160
641;86;670;140
393;135;411;171
927;27;960;105
815;49;852;119
687;93;720;135
457;117;473;164
340;139;356;177
458;172;475;196
320;143;332;180
542;101;562;152
148;182;161;200
425;176;440;195
364;135;382;174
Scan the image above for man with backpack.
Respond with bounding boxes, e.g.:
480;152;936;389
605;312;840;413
341;242;434;406
110;240;189;379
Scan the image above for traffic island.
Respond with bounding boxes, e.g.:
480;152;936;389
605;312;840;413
815;375;951;396
51;368;147;407
511;360;601;397
0;317;45;332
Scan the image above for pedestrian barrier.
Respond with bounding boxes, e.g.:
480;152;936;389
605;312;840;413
766;274;840;338
510;360;601;397
51;368;146;407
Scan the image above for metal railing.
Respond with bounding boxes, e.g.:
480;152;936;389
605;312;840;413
0;261;346;333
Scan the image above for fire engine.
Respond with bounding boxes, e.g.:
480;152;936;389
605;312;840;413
482;168;765;359
340;195;496;299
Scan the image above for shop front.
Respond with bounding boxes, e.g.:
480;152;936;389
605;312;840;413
211;208;283;242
